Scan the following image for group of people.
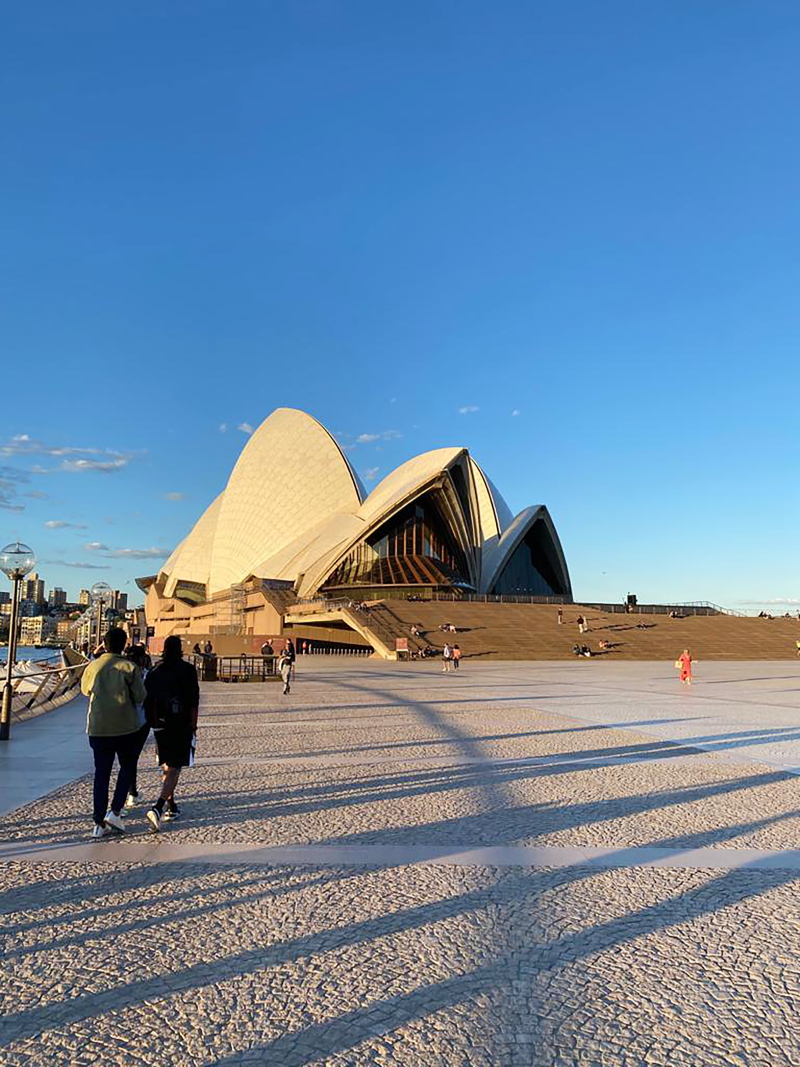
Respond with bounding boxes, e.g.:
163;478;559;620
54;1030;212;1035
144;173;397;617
411;644;439;659
260;639;295;693
348;600;371;613
441;642;461;671
258;639;297;693
81;629;199;839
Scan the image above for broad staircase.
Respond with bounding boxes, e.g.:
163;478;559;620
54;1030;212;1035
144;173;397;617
363;601;800;661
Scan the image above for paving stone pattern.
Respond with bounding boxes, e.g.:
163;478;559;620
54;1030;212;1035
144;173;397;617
3;660;800;1065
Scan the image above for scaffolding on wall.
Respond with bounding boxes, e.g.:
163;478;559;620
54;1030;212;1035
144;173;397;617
209;584;247;635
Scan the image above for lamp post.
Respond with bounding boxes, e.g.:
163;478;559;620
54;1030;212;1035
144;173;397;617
0;541;36;742
90;581;113;652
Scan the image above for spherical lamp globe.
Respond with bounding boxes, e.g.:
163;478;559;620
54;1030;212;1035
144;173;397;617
0;542;36;581
90;580;113;605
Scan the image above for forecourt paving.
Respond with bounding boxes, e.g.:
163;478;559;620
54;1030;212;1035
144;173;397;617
2;659;800;1066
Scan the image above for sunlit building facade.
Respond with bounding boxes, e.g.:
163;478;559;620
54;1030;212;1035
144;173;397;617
139;408;572;644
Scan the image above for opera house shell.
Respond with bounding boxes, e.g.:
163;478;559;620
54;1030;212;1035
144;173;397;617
141;408;571;636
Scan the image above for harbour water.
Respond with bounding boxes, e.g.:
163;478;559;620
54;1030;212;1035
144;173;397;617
0;646;63;666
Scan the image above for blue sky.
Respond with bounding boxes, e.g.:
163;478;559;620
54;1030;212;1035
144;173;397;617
2;1;798;609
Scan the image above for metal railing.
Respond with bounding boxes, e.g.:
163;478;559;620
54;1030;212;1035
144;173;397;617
291;592;746;615
189;654;278;682
577;602;746;618
191;648;373;681
290;597;377;615
7;660;87;720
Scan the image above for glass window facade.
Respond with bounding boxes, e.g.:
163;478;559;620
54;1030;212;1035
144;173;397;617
322;497;474;591
490;519;567;596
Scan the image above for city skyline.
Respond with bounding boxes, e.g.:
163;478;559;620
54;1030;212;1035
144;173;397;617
2;3;798;610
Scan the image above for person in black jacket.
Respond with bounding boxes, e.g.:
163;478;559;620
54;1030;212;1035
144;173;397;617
143;635;199;831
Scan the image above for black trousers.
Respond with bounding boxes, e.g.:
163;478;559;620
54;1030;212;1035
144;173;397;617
89;731;141;825
127;723;150;792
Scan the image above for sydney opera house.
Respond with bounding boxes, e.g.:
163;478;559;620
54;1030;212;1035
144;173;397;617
139;408;572;652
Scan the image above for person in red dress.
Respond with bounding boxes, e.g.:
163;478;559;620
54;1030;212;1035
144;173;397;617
678;648;693;686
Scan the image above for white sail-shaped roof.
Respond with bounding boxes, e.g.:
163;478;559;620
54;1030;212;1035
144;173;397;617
481;505;572;597
149;407;571;602
207;408;363;593
162;494;223;598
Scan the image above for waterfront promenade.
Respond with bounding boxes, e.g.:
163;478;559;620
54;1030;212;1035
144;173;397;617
2;659;800;1065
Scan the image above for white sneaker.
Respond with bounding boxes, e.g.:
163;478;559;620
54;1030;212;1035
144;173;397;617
146;807;161;832
92;824;111;839
104;810;126;833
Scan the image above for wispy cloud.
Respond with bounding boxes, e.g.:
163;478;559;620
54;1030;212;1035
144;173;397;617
60;458;129;474
44;520;87;530
458;405;480;415
2;434;135;473
356;430;402;444
41;558;111;570
163;492;187;501
84;542;170;560
511;409;520;417
736;598;800;606
101;547;171;560
238;422;254;435
364;467;381;482
0;493;24;512
219;423;228;433
0;465;28;511
24;490;49;500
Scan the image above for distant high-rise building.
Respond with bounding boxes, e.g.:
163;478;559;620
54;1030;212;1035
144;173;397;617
113;591;128;612
79;589;91;606
19;615;56;645
0;590;9;606
19;572;45;604
48;587;68;608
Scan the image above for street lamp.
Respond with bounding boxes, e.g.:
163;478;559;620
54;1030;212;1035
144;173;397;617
0;541;36;742
90;581;113;651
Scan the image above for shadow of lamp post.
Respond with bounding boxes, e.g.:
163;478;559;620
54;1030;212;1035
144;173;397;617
1;541;36;742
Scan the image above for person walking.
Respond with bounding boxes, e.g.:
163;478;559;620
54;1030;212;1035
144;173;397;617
278;648;293;694
576;614;585;635
144;636;200;831
442;642;453;672
452;644;462;670
677;648;693;686
122;642;152;809
285;637;296;681
80;627;146;839
557;607;563;625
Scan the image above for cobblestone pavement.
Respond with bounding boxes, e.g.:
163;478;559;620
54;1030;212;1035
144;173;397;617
2;660;800;1066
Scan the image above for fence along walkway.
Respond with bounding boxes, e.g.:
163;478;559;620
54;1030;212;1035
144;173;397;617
8;653;88;724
